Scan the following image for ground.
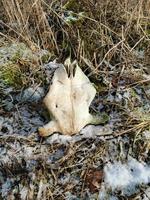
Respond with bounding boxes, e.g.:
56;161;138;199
0;0;150;199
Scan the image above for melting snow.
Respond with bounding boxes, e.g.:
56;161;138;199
98;157;150;199
104;157;150;190
45;125;112;144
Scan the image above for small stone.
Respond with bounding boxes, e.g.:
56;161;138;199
22;87;45;103
44;61;63;70
47;148;65;163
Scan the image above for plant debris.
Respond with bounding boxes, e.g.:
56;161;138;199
0;0;150;198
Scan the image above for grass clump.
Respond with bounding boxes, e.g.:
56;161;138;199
0;43;36;88
0;42;51;88
1;0;150;75
0;62;25;88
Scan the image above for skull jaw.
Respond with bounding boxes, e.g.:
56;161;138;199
38;115;93;137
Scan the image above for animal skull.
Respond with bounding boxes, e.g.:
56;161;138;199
39;60;96;136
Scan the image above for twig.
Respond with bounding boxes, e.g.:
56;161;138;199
114;121;150;137
97;40;125;68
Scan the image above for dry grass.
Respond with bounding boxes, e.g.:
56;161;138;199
0;1;150;199
1;0;57;50
0;0;150;69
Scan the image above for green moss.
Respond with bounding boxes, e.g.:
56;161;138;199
64;11;85;25
0;43;33;88
63;0;80;11
94;83;108;93
62;0;85;26
91;112;109;125
0;42;55;88
130;88;137;98
39;50;52;63
0;62;24;88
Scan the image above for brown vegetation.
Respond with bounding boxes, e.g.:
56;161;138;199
0;1;150;199
1;0;150;72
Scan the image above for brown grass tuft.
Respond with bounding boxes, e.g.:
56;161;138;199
1;0;150;69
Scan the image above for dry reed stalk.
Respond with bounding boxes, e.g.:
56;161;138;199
1;0;57;51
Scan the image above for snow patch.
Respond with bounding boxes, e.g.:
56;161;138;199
98;158;150;199
104;157;150;191
45;125;112;144
104;162;132;190
104;158;150;190
46;133;72;144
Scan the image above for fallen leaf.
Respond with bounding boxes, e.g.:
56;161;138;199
85;169;104;193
